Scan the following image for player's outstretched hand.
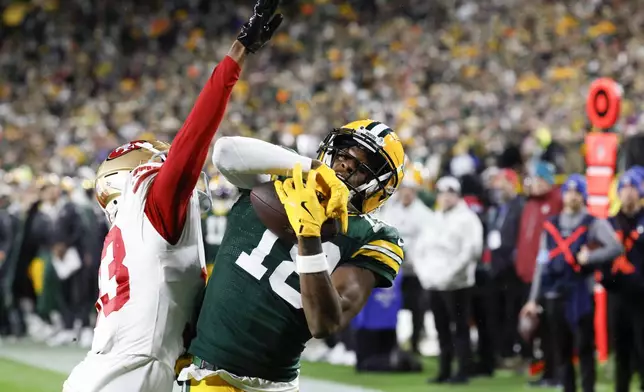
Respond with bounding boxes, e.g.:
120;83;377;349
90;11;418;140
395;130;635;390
312;164;349;234
274;163;327;238
237;0;284;54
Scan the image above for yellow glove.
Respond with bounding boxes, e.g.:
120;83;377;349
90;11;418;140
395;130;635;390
274;163;327;238
314;164;350;233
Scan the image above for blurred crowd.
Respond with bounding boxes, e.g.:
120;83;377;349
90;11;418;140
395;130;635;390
5;0;644;180
300;157;644;392
2;0;644;391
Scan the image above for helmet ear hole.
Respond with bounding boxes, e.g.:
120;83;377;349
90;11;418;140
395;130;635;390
104;196;122;224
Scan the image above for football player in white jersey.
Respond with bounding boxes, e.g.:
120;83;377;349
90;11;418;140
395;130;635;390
63;2;283;392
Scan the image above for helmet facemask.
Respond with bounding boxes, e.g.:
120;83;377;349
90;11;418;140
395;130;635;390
319;130;398;214
196;172;213;213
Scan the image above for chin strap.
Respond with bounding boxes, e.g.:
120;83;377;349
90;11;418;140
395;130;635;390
104;196;121;224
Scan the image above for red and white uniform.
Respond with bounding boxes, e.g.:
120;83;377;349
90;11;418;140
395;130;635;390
64;56;241;392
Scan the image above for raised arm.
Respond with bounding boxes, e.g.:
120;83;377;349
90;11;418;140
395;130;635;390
145;45;243;244
145;0;283;244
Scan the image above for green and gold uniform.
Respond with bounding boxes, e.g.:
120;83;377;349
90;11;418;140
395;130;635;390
189;189;403;382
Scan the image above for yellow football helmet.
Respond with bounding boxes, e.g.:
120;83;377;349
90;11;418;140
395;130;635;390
95;139;212;222
317;119;405;214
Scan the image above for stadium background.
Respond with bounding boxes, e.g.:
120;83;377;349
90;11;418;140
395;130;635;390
0;0;643;390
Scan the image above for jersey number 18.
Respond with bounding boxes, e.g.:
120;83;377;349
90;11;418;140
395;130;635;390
235;230;341;309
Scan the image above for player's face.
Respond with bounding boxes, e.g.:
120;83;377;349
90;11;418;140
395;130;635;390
331;146;370;188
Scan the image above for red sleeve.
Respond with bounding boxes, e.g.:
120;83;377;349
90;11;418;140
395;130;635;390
145;56;241;244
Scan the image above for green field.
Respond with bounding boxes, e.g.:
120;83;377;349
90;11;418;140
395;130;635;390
1;354;636;392
301;358;626;392
0;358;67;392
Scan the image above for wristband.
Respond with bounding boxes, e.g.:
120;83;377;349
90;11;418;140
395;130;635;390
296;253;329;274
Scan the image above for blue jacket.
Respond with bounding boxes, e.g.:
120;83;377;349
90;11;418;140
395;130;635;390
542;214;595;326
352;272;403;330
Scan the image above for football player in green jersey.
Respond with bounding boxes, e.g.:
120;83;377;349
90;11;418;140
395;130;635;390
179;119;406;392
201;175;237;278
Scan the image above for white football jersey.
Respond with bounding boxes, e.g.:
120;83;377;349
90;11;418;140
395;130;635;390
92;163;206;369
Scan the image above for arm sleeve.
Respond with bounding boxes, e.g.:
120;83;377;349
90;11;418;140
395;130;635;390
587;219;624;265
145;56;241;244
529;232;548;301
212;136;314;189
348;255;397;288
346;226;404;288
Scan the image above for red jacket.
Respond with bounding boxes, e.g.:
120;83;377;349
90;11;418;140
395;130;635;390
515;187;563;283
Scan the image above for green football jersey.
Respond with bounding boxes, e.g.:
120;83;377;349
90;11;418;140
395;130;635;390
189;190;403;382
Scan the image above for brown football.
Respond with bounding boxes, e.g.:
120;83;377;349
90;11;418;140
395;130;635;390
250;181;339;244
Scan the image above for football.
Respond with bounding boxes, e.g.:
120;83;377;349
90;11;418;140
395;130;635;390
250;181;340;244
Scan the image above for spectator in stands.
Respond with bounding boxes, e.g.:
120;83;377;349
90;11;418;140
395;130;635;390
521;174;622;392
486;169;526;367
69;178;109;347
515;161;562;386
457;161;495;377
413;176;483;384
41;178;88;346
603;170;644;392
377;172;433;354
5;180;52;339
